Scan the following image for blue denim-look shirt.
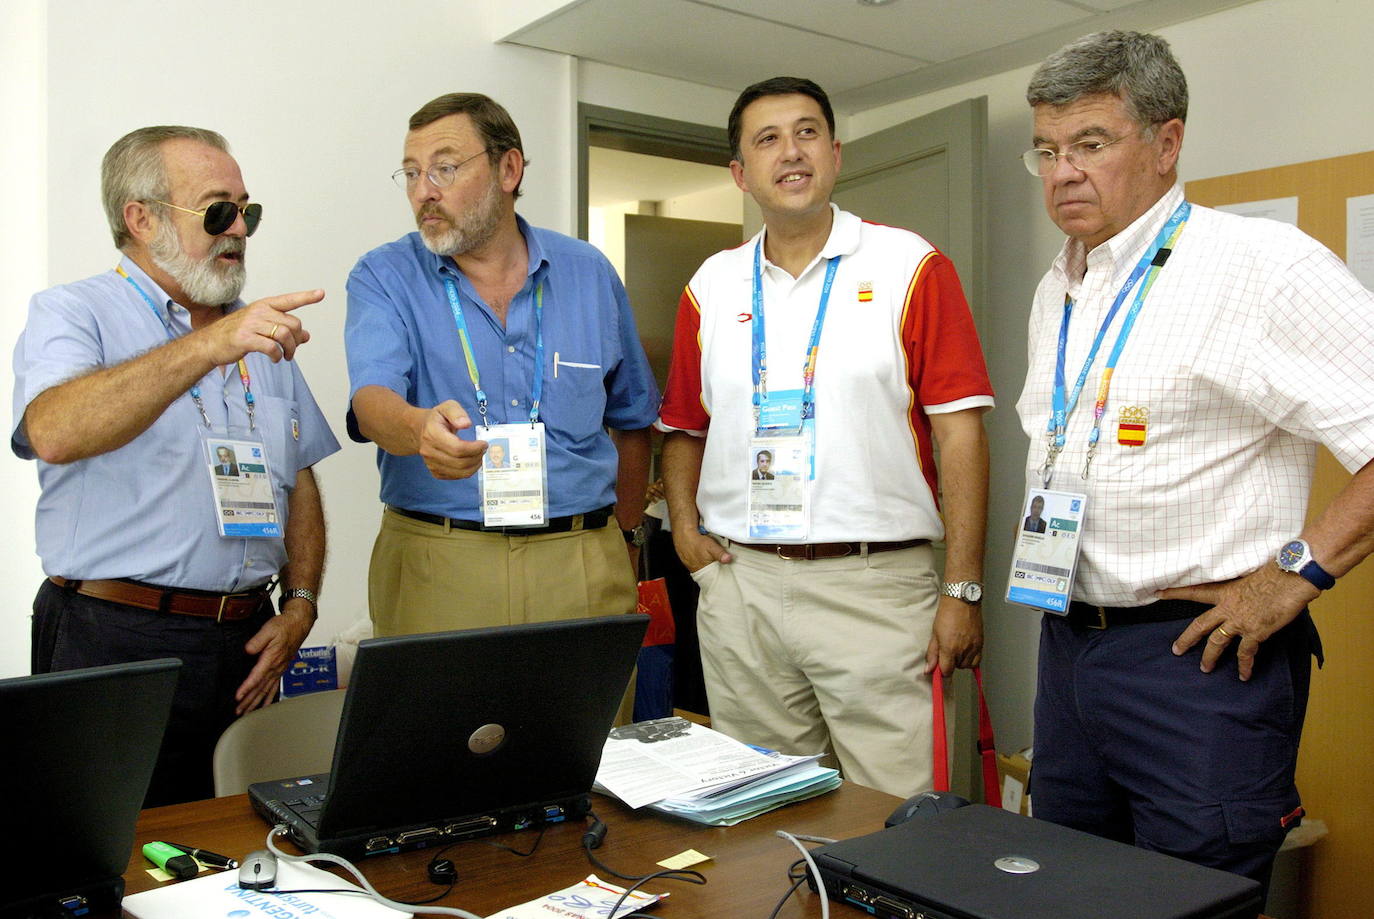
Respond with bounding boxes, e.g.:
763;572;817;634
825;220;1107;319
11;257;340;591
344;218;660;520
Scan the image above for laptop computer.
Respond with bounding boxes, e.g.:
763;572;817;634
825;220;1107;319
812;804;1263;919
249;614;648;859
0;658;181;919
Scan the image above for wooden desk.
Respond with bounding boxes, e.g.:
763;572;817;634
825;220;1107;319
122;783;901;916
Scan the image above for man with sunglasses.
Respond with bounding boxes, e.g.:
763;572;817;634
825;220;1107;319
345;93;658;637
11;125;339;806
1017;32;1374;892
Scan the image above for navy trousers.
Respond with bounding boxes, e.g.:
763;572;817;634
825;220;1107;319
1031;609;1320;896
32;578;272;807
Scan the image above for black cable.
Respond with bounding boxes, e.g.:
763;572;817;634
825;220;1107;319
606;868;707;918
763;857;811;919
482;823;548;857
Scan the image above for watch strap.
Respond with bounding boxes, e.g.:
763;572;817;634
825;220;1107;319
279;587;319;615
1298;560;1336;591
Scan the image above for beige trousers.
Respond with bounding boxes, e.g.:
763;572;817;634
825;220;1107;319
693;539;942;798
368;507;638;636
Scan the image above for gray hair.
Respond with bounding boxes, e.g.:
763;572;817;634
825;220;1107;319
101;126;229;249
1026;31;1188;129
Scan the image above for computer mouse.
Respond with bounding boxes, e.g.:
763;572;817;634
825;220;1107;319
238;849;277;890
885;790;971;827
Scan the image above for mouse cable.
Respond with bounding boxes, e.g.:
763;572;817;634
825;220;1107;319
265;825;481;918
775;830;829;919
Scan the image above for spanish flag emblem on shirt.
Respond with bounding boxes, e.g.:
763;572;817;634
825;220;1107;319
1117;406;1149;446
858;282;873;302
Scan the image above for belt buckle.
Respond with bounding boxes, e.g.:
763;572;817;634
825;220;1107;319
776;545;812;561
1088;605;1108;630
217;594;228;623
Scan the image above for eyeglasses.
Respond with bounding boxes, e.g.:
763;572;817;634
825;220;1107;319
392;149;490;190
151;199;263;236
1021;130;1146;177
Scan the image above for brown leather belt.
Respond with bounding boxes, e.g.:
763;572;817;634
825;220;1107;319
48;576;270;622
733;539;929;561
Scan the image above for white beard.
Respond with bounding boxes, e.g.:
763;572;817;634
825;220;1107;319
149;218;246;306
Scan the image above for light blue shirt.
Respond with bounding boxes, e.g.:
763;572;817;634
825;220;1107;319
11;257;340;591
344;217;659;520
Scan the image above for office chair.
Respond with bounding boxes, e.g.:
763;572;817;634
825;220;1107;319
211;689;346;796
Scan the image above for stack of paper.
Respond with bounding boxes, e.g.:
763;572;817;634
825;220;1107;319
594;718;841;825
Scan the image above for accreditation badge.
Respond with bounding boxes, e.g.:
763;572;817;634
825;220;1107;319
479;422;549;527
1005;488;1087;614
204;431;283;539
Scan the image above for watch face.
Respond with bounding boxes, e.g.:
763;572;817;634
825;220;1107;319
1277;540;1307;570
965;583;983;603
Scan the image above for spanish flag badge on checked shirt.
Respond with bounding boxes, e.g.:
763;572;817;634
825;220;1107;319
1117;406;1148;447
857;281;873;302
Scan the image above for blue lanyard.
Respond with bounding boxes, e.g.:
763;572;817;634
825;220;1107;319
1042;201;1190;485
116;266;228;429
751;239;841;432
443;276;544;427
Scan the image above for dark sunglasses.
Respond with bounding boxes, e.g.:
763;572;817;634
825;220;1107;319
151;199;263;237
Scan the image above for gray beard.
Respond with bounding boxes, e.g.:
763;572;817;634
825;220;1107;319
418;177;503;257
149;220;246;307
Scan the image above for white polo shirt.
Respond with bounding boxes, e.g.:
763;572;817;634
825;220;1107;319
658;206;994;543
1017;186;1374;605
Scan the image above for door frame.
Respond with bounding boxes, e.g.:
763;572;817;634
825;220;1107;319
576;104;732;241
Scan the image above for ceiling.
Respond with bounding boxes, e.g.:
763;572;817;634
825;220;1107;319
500;0;1261;113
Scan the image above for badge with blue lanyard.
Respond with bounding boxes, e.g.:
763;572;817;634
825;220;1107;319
117;266;283;539
1009;202;1189;612
746;242;840;541
444;276;551;527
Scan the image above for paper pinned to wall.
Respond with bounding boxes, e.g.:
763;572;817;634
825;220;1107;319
1215;196;1299;225
1346;193;1374;290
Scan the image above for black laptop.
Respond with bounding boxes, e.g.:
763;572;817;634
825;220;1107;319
249;614;648;858
812;804;1262;919
0;659;180;919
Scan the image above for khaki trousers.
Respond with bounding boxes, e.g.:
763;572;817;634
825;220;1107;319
693;539;943;798
368;508;638;635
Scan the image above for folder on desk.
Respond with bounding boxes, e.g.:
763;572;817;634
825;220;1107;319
0;659;180;919
811;804;1262;919
249;615;647;859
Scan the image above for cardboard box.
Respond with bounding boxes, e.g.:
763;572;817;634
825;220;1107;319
997;749;1032;817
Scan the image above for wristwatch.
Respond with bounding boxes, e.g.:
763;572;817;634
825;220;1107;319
622;524;648;547
279;587;319;615
1275;539;1336;590
940;581;984;603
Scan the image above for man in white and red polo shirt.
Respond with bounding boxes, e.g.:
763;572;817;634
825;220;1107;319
658;76;994;797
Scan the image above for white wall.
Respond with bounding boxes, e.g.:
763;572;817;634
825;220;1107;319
0;0;754;678
849;0;1374;750
1;0;48;678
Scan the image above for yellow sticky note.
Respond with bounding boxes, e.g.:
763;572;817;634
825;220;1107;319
657;849;711;870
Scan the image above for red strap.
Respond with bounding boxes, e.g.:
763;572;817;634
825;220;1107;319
931;668;1002;807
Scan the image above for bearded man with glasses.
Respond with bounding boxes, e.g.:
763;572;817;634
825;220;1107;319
11;125;339;806
1016;31;1374;897
344;93;658;639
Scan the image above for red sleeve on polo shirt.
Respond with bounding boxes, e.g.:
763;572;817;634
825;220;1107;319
902;250;994;406
657;286;710;432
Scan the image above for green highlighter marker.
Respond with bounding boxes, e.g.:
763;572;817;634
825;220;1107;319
142;840;198;880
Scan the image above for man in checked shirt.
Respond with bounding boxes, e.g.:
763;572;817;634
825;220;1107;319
1017;30;1374;896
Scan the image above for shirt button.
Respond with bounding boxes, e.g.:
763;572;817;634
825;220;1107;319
510;399;519;406
507;346;516;353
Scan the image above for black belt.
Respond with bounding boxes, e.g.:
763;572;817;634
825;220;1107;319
732;539;928;560
388;504;615;535
1065;599;1208;630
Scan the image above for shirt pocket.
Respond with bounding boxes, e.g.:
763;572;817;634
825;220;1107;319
546;357;606;443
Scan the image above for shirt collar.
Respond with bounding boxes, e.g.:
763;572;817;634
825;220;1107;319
748;203;858;279
115;255;185;319
1052;184;1185;288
